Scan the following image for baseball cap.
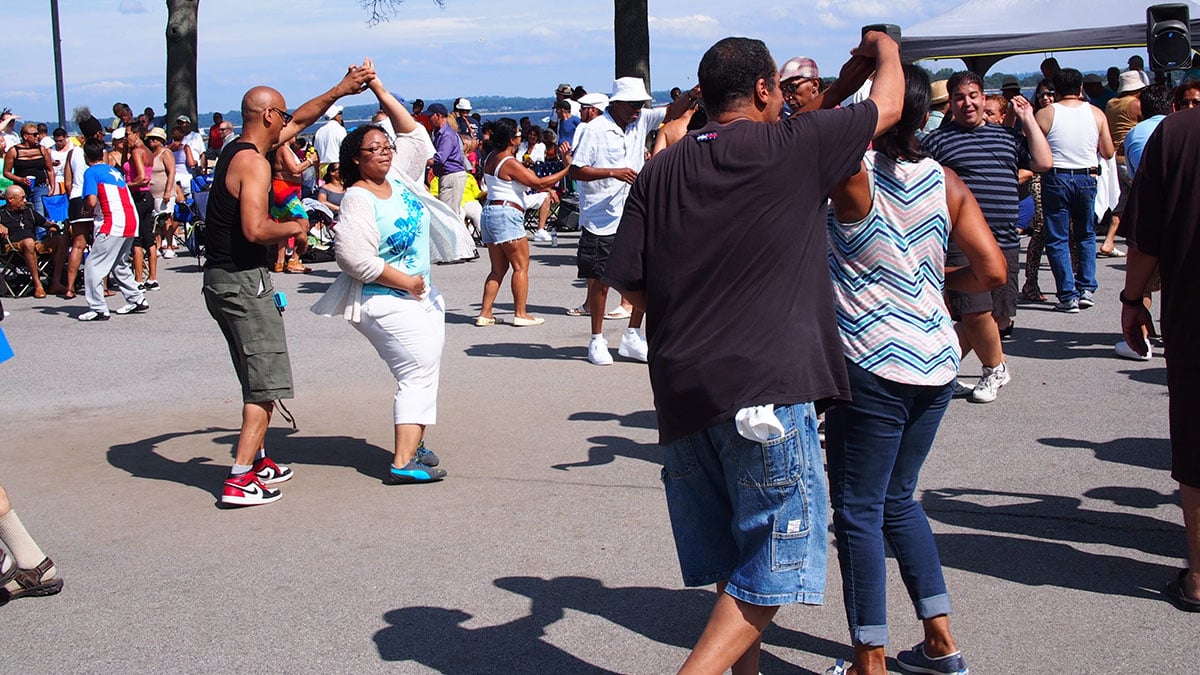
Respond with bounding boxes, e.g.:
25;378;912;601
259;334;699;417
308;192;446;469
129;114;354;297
578;93;609;110
325;105;344;119
779;56;819;82
175;114;191;124
426;103;449;116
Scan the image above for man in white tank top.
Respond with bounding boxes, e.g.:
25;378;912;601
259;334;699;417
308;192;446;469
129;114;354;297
1034;68;1115;313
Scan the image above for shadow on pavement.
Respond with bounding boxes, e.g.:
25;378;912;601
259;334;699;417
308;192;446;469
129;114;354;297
1117;365;1168;386
1083;485;1179;509
999;325;1121;360
551;434;660;471
373;575;841;673
923;487;1183;558
568;409;657;430
465;342;587;361
107;427;395;500
1038;435;1171;471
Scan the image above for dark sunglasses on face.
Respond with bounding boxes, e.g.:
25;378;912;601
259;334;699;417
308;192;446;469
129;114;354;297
269;107;294;124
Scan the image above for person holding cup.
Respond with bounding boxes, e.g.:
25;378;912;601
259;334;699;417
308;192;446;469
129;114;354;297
3;123;56;216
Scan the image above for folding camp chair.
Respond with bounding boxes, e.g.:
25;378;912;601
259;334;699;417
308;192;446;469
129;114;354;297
0;234;54;298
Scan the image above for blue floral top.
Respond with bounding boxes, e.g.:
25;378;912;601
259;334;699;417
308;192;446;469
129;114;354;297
362;178;431;296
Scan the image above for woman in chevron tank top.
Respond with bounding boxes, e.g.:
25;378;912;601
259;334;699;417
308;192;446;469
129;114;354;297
822;64;1007;675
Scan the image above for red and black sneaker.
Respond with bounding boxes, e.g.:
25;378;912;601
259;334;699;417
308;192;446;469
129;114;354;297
252;456;294;485
221;471;282;507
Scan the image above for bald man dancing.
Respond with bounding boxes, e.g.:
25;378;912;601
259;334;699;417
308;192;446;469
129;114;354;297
204;62;374;507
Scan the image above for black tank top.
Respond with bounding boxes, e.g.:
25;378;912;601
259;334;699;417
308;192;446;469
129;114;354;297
204;142;271;271
11;147;49;191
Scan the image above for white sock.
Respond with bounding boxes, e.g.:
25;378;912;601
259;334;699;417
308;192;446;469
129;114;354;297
256;448;266;461
0;510;50;570
231;464;253;476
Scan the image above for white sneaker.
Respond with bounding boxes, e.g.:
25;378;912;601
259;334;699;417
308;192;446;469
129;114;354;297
970;362;1010;403
588;337;613;365
532;229;552;242
162;248;176;259
1115;340;1152;361
617;331;649;362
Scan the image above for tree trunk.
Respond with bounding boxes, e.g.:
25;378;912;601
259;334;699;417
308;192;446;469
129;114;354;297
613;0;650;95
165;0;200;126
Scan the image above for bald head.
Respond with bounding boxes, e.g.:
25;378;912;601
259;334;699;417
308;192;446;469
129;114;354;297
242;86;284;120
4;185;25;209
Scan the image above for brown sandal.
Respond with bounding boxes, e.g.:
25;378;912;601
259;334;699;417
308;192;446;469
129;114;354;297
1;557;63;602
0;550;16;587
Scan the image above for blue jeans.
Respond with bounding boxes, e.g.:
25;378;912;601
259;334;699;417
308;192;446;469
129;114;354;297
661;402;828;606
825;361;954;646
1040;172;1098;301
28;182;50;217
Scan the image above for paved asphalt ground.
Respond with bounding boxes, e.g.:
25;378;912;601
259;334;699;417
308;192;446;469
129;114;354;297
1;231;1195;673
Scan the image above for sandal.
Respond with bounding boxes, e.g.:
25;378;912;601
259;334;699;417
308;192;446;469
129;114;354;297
604;306;631;320
285;261;312;274
1019;289;1047;303
1;557;63;602
1165;568;1200;612
273;262;285;273
566;304;589;317
474;316;496;326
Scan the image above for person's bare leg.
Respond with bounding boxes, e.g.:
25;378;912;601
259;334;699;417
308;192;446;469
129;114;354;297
234;402;273;467
680;585;778;675
48;235;69;294
536;197;552;233
919;615;958;656
957;311;1003;368
508;239;534;319
393;423;425;468
132;245;146;283
478;244;508;320
20;242;46;297
849;645;888;675
1181;484;1200;601
147;242;158;282
1100;213;1120;255
588;281;609;336
64;230;87;298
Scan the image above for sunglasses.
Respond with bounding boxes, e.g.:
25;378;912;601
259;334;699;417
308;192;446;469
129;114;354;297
1181;99;1200;108
781;78;816;95
269;107;294;124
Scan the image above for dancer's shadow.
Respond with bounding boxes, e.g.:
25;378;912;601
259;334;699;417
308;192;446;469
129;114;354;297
569;409;657;430
1083;485;1179;509
494;576;846;674
108;427;395;503
373;605;618;673
551;435;660;471
923;487;1185;560
465;342;587;361
1038;436;1172;471
1117;365;1168;386
999;326;1118;360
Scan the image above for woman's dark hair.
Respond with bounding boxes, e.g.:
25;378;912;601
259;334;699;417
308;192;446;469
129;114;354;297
323;163;339;182
1140;83;1173;118
489;117;519;151
338;124;387;186
873;64;931;163
1174;80;1200;109
480;121;498;155
698;37;777;117
1033;78;1055;110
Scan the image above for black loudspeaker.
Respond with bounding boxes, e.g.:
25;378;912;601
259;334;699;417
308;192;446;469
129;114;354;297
862;24;902;44
1147;4;1193;70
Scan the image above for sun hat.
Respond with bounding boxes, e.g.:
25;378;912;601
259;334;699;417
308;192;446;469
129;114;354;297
145;127;167;142
609;77;651;103
1001;76;1021;91
556;83;573;95
455;98;472;111
779;56;819;82
111;126;127;140
578;93;609;110
930;79;949;105
1116;71;1146;94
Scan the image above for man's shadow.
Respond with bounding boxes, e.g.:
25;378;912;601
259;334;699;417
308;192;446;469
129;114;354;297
107;426;394;503
1038;435;1172;471
551;410;660;471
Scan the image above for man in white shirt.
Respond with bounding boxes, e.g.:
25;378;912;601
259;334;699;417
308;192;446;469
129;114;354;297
569;77;691;365
313;105;346;176
175;115;208;174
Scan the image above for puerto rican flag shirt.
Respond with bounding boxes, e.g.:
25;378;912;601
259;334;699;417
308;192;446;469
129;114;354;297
82;163;139;237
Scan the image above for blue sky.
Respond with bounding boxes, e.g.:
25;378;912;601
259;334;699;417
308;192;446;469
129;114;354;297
11;0;1152;126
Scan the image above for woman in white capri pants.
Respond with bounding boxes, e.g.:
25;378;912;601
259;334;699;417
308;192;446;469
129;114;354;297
315;63;449;483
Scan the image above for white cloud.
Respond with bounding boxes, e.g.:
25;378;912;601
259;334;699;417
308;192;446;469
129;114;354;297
118;0;148;14
0;90;44;101
649;14;721;38
78;80;139;93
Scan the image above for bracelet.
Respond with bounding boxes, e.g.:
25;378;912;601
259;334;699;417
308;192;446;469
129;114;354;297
1118;290;1144;307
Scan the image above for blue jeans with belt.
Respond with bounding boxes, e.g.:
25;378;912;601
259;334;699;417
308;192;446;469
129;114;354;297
28;182;50;217
825;360;954;647
1040;171;1098;302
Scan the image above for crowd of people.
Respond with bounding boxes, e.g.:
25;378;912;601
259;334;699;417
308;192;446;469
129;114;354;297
2;33;1197;675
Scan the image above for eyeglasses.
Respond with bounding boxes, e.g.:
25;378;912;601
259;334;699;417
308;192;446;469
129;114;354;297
269;107;294;124
359;143;396;156
1038;90;1056;97
1181;99;1200;108
781;78;816;95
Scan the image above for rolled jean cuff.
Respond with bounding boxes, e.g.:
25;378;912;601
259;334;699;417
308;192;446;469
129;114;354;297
852;623;889;648
915;592;952;620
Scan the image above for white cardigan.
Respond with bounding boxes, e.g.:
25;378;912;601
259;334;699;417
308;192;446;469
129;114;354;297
311;127;463;323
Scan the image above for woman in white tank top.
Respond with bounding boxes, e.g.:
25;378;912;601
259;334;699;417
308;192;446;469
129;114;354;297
473;117;571;327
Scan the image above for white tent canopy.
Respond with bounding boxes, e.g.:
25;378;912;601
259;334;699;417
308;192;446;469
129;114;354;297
901;0;1200;73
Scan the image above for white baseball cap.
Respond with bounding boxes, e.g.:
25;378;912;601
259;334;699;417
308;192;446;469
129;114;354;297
325;105;344;119
578;93;609;110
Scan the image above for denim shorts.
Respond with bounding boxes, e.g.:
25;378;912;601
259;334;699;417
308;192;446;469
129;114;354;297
660;402;828;606
481;203;526;245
